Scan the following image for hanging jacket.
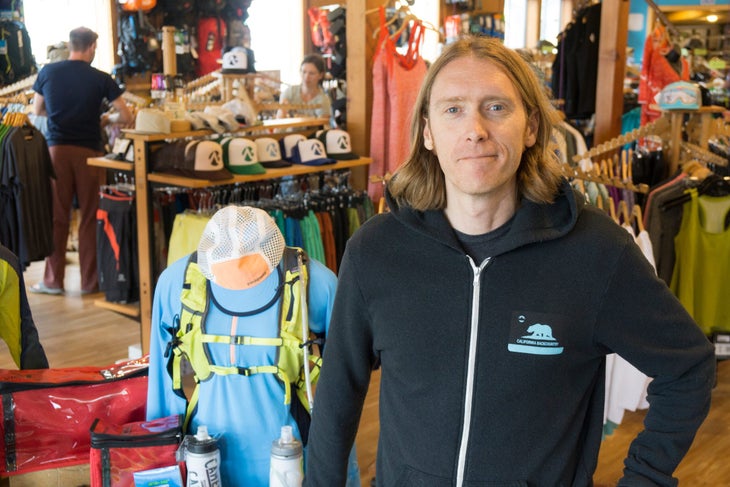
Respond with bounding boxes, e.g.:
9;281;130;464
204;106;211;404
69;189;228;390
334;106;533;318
0;244;48;369
305;179;715;486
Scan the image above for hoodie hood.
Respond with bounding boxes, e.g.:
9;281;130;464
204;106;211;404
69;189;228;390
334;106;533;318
384;178;581;257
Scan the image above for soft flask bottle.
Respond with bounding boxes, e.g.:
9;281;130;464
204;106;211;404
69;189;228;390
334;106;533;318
270;425;303;487
185;425;222;487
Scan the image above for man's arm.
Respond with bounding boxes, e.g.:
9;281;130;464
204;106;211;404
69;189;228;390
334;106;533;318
597;242;715;485
33;92;46;117
102;95;134;127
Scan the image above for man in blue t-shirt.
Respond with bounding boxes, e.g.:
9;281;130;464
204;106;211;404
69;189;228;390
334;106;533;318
30;27;133;296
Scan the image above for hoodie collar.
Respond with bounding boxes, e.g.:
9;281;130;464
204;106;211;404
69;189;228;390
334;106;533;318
385;179;580;257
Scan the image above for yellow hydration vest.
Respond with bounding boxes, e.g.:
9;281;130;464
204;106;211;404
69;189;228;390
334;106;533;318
166;247;322;433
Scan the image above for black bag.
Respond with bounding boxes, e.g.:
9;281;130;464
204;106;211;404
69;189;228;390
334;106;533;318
161;0;196;26
197;0;226;17
0;20;36;85
116;11;159;76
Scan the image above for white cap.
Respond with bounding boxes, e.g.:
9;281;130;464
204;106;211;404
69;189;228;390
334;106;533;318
197;206;285;289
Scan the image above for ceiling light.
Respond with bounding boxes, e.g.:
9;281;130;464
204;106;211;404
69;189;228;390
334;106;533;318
706;14;718;23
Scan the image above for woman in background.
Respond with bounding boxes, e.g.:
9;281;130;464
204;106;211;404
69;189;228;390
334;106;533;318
277;53;332;122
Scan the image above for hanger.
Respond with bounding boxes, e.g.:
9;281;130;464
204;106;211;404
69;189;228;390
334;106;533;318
608;198;618;224
618;200;630;226
370;173;392;214
632;204;645;233
572;115;670;164
659;173;730;211
561;162;649;194
644;0;680;40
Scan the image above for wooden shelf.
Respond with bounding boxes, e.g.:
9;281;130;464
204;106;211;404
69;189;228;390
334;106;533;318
121;117;330;142
88;157;134;171
147;158;371;188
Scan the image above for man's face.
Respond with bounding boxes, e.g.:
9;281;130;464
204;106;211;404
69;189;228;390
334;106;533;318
423;56;537;205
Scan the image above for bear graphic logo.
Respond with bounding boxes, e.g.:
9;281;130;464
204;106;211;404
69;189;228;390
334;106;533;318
524;323;555;340
508;320;564;355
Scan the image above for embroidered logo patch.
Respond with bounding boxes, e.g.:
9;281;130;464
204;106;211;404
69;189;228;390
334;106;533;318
507;311;564;355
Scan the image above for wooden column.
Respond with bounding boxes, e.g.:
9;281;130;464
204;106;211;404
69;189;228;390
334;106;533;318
594;0;630;146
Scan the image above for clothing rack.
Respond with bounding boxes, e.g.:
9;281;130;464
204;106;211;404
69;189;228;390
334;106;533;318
572;115;670;164
560;162;650;194
680;142;728;168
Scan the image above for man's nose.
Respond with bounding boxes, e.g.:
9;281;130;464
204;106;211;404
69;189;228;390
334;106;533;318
465;115;488;143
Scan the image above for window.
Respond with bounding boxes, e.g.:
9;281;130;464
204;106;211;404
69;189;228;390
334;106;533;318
539;0;563;46
247;0;303;86
504;0;528;48
24;0;114;72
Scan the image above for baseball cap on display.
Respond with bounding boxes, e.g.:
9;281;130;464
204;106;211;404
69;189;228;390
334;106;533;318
151;139;232;180
221;137;266;175
291;138;336;166
221;47;249;74
279;133;307;161
317;129;359;160
255;137;291;168
197;205;285;290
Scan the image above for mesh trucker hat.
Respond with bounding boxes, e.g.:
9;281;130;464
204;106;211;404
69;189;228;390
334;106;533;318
151;139;233;180
197;205;285;290
255;137;291;168
279;134;307;161
317;129;359;160
291;138;336;166
221;137;266;175
221;47;249;74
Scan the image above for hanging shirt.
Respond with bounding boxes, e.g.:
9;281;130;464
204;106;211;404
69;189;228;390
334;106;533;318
368;7;428;203
670;189;730;335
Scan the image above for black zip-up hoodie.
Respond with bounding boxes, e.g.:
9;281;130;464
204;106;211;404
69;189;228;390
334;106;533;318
305;180;715;486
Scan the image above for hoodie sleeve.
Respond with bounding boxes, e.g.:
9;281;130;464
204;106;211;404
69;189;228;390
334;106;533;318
304;241;377;486
594;240;715;486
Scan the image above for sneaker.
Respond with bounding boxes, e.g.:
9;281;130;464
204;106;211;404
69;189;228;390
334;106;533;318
29;282;64;295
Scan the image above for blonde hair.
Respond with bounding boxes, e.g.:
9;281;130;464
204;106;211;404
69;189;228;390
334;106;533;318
389;36;564;211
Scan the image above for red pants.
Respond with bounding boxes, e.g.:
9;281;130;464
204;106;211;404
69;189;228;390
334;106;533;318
43;145;105;292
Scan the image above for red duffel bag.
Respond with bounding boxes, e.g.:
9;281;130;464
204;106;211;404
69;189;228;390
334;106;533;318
0;356;148;476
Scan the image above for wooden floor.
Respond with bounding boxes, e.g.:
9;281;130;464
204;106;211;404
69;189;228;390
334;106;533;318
7;254;730;486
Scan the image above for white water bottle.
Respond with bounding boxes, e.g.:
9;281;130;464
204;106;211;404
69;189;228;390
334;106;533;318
185;425;222;487
270;425;303;487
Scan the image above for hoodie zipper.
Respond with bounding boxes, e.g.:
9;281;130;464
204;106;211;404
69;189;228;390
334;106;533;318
455;256;490;487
